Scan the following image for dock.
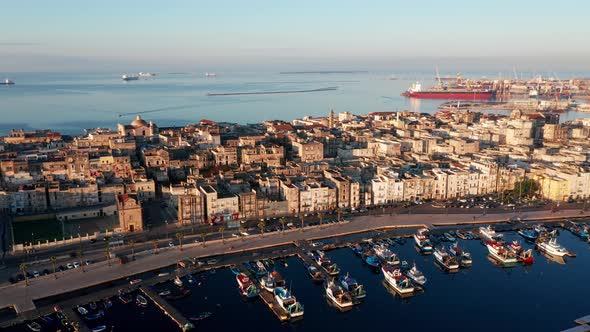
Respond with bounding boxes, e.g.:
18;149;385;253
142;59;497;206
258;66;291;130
139;286;194;331
562;326;590;332
576;315;590;325
236;265;290;322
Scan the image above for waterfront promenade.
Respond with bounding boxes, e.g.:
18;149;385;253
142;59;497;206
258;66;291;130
0;208;586;315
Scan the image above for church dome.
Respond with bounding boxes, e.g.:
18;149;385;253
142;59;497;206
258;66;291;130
131;115;148;128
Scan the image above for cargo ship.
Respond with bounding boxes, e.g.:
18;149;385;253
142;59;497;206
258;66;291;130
402;82;495;100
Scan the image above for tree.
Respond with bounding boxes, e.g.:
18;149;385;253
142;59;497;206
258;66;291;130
300;214;305;231
336;208;342;222
201;232;207;247
176;232;184;251
129;240;136;260
279;217;287;233
50;256;57;278
105;246;112;267
258;221;266;237
219;226;226;244
152;239;159;255
512;178;539;201
318;212;325;227
20;263;29;286
77;248;85;272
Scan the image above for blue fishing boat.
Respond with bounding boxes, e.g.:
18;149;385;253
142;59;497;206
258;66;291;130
230;264;241;275
443;232;456;242
339;273;366;299
274;287;304;318
567;221;589;240
363;254;381;268
518;229;538;241
350;243;364;256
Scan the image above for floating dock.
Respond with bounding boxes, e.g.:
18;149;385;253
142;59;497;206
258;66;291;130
236;265;291;322
139;287;194;331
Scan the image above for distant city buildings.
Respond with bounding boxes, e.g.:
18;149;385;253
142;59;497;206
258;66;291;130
2;107;590;235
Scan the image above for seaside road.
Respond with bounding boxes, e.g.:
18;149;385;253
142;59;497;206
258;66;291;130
0;208;586;314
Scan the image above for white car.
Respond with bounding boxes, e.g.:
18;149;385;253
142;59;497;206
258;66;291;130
168;241;175;247
73;262;81;268
232;233;241;238
32;271;40;278
66;263;74;269
240;231;250;236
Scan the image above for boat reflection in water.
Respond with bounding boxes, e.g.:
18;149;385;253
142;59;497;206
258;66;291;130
541;252;567;265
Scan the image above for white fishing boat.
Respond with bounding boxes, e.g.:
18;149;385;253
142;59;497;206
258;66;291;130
405;263;427;286
274;287;304;318
325;280;353;309
486;241;518;265
433;247;459;270
382;265;414;295
260;271;286;292
174;276;183;287
413;228;433;253
373;244;400;265
537;236;569;257
479;225;503;242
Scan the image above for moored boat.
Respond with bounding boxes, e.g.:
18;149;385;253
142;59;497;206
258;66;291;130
324;280;354;309
136;295;148;307
174;276;183;287
236;273;259;298
486;241;518;265
434;247;460;270
26;321;41;332
117;290;133;304
479;225;503;242
382;265;414;295
307;264;324;282
405;263;427;286
414;228;433;253
362;253;381;269
350;243;364;256
77;306;89;315
274;287;304;318
373;244;400;265
339;273;366;299
536;236;570;257
518;229;538;241
443;232;456;242
260;271;286;292
449;242;472;267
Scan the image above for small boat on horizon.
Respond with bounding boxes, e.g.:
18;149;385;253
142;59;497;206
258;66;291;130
2;79;15;85
122;74;139;81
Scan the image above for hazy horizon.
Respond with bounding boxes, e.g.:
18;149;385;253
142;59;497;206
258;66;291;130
3;1;590;73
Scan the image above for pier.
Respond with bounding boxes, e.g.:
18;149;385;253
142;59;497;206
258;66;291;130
140;286;194;331
561;314;590;332
64;308;91;332
236;265;290;322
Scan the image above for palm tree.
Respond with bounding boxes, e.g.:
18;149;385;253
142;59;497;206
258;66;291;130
279;217;287;233
105;246;112;267
176;232;184;251
219;226;226;244
201;232;207;247
20;263;29;286
152;239;159;255
300;214;305;231
318;212;325;227
258;221;266;237
50;256;57;278
77;248;85;272
129;240;136;260
336;208;342;222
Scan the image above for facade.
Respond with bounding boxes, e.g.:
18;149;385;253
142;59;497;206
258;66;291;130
116;194;143;232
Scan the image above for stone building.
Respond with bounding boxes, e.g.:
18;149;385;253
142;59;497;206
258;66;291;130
116;194;143;232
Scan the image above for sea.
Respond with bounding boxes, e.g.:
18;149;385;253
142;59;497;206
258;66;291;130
5;229;590;332
1;70;590;136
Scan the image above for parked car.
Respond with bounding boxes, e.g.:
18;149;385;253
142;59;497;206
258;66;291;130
240;231;250;236
73;262;81;268
32;271;40;278
168;241;175;247
66;263;74;269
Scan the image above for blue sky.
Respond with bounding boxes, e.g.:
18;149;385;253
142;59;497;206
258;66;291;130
2;0;590;71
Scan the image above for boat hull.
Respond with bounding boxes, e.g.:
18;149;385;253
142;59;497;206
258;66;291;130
403;91;493;100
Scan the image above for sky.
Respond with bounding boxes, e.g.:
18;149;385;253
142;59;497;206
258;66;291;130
2;0;590;72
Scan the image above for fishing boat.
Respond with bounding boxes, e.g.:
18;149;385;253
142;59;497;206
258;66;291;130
229;264;241;275
307;264;324;282
174;276;184;287
486;241;518;265
77;306;89;315
456;230;469;240
324;280;354;309
260;271;286;292
413;228;433;253
443;232;456;242
479;225;503;242
405;263;427;286
236;273;259;298
373;244;400;265
274;287;304;318
363;253;381;269
382;265;414;295
567;221;589;240
314;251;340;275
158;289;171;296
339;273;366;299
85;310;104;321
433;247;460;270
2;79;15;85
518;229;538;241
136;295;148;307
534;224;548;234
536;236;570;257
118;290;133;304
121;74;139;81
350;243;364;256
26;321;41;332
449;242;472;267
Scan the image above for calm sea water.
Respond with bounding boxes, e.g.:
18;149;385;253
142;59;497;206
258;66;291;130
4;230;590;331
2;71;589;135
